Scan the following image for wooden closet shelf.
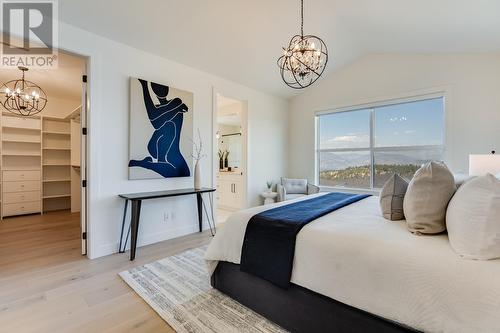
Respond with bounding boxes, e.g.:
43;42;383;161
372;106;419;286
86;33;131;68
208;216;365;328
43;194;71;199
2;139;41;144
2;153;41;157
2;167;41;171
43;178;71;183
43;163;70;166
2;126;40;131
42;131;70;135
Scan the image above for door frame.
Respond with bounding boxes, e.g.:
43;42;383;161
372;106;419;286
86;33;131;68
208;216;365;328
211;88;249;218
56;48;90;256
80;59;89;255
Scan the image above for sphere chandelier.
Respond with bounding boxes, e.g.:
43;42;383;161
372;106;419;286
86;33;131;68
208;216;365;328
1;66;47;116
277;0;329;89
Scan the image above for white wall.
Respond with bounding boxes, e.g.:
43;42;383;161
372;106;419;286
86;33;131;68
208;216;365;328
288;53;500;182
57;23;288;259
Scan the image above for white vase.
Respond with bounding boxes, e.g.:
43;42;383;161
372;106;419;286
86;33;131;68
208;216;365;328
194;161;201;189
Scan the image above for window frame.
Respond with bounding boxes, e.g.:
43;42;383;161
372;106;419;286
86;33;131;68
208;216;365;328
315;93;446;192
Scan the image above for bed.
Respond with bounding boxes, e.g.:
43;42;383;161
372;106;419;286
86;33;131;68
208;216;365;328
205;193;500;333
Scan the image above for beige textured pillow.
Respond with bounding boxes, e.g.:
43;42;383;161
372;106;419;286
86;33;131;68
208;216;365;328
447;174;500;259
380;174;408;221
403;162;456;234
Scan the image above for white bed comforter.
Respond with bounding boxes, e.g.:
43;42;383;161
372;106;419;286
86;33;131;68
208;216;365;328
205;194;500;333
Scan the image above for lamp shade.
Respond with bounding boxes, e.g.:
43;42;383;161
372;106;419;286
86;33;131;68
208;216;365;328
469;154;500;176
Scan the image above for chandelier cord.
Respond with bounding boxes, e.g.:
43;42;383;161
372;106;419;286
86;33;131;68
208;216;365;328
300;0;304;38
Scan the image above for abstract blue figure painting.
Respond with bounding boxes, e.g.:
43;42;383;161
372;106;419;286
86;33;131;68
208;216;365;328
128;78;193;179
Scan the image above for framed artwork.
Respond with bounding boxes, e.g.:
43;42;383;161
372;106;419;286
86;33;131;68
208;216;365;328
128;77;193;179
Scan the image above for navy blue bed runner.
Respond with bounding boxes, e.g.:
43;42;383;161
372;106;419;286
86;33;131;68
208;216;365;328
240;192;370;288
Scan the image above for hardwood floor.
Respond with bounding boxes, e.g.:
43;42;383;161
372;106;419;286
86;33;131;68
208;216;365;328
0;210;212;332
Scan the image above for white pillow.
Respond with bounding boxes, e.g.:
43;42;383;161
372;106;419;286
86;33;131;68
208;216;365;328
446;174;500;260
404;161;456;234
496;172;500;179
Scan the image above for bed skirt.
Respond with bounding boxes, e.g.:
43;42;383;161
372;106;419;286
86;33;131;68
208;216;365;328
211;261;419;333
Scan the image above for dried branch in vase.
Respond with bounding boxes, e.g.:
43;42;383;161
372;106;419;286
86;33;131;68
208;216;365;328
190;128;206;162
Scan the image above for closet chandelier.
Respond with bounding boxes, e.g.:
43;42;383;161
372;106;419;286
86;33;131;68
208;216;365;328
277;0;328;89
1;66;47;116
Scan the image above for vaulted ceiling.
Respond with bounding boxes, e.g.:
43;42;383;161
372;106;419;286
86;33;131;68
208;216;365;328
59;0;500;98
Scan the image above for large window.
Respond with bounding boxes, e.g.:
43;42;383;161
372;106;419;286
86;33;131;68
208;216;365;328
316;97;445;189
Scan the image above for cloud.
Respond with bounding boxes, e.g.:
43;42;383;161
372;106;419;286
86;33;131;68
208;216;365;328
322;134;370;149
331;135;369;143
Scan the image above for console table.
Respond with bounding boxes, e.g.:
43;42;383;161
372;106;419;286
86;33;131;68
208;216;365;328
118;187;216;260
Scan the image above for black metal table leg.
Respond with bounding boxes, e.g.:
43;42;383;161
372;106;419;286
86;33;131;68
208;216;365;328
129;199;142;261
209;192;216;234
201;194;215;236
119;199;129;253
196;192;203;232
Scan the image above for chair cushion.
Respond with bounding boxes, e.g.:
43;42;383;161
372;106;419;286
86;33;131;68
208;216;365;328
403;161;456;235
446;174;500;259
282;178;308;194
379;174;408;221
285;193;307;201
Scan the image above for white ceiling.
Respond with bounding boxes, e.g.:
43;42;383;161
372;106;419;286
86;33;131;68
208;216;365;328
59;0;500;98
0;50;84;101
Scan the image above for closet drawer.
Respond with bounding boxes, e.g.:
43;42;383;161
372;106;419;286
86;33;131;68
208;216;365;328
3;170;41;181
3;191;40;204
2;116;40;130
3;180;40;193
3;201;41;216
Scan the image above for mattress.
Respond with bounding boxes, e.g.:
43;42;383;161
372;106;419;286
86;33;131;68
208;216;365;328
205;194;500;333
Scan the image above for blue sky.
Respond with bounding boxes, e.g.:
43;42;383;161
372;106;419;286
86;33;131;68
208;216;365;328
319;98;444;149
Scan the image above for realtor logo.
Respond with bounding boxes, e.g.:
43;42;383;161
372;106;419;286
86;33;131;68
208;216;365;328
1;0;58;68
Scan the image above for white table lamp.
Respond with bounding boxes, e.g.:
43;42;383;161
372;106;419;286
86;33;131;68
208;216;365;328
469;151;500;176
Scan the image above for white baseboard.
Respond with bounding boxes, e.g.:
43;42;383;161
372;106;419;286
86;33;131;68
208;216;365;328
90;223;212;259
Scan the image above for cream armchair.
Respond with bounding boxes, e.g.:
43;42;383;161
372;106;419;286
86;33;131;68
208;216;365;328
276;178;320;202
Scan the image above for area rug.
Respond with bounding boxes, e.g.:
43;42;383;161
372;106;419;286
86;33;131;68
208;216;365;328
119;246;287;333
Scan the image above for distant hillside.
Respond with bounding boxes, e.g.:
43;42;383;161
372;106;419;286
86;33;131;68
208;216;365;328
320;164;420;188
319;151;440;171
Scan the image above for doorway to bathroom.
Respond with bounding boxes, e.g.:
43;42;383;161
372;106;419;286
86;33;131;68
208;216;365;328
214;94;247;225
